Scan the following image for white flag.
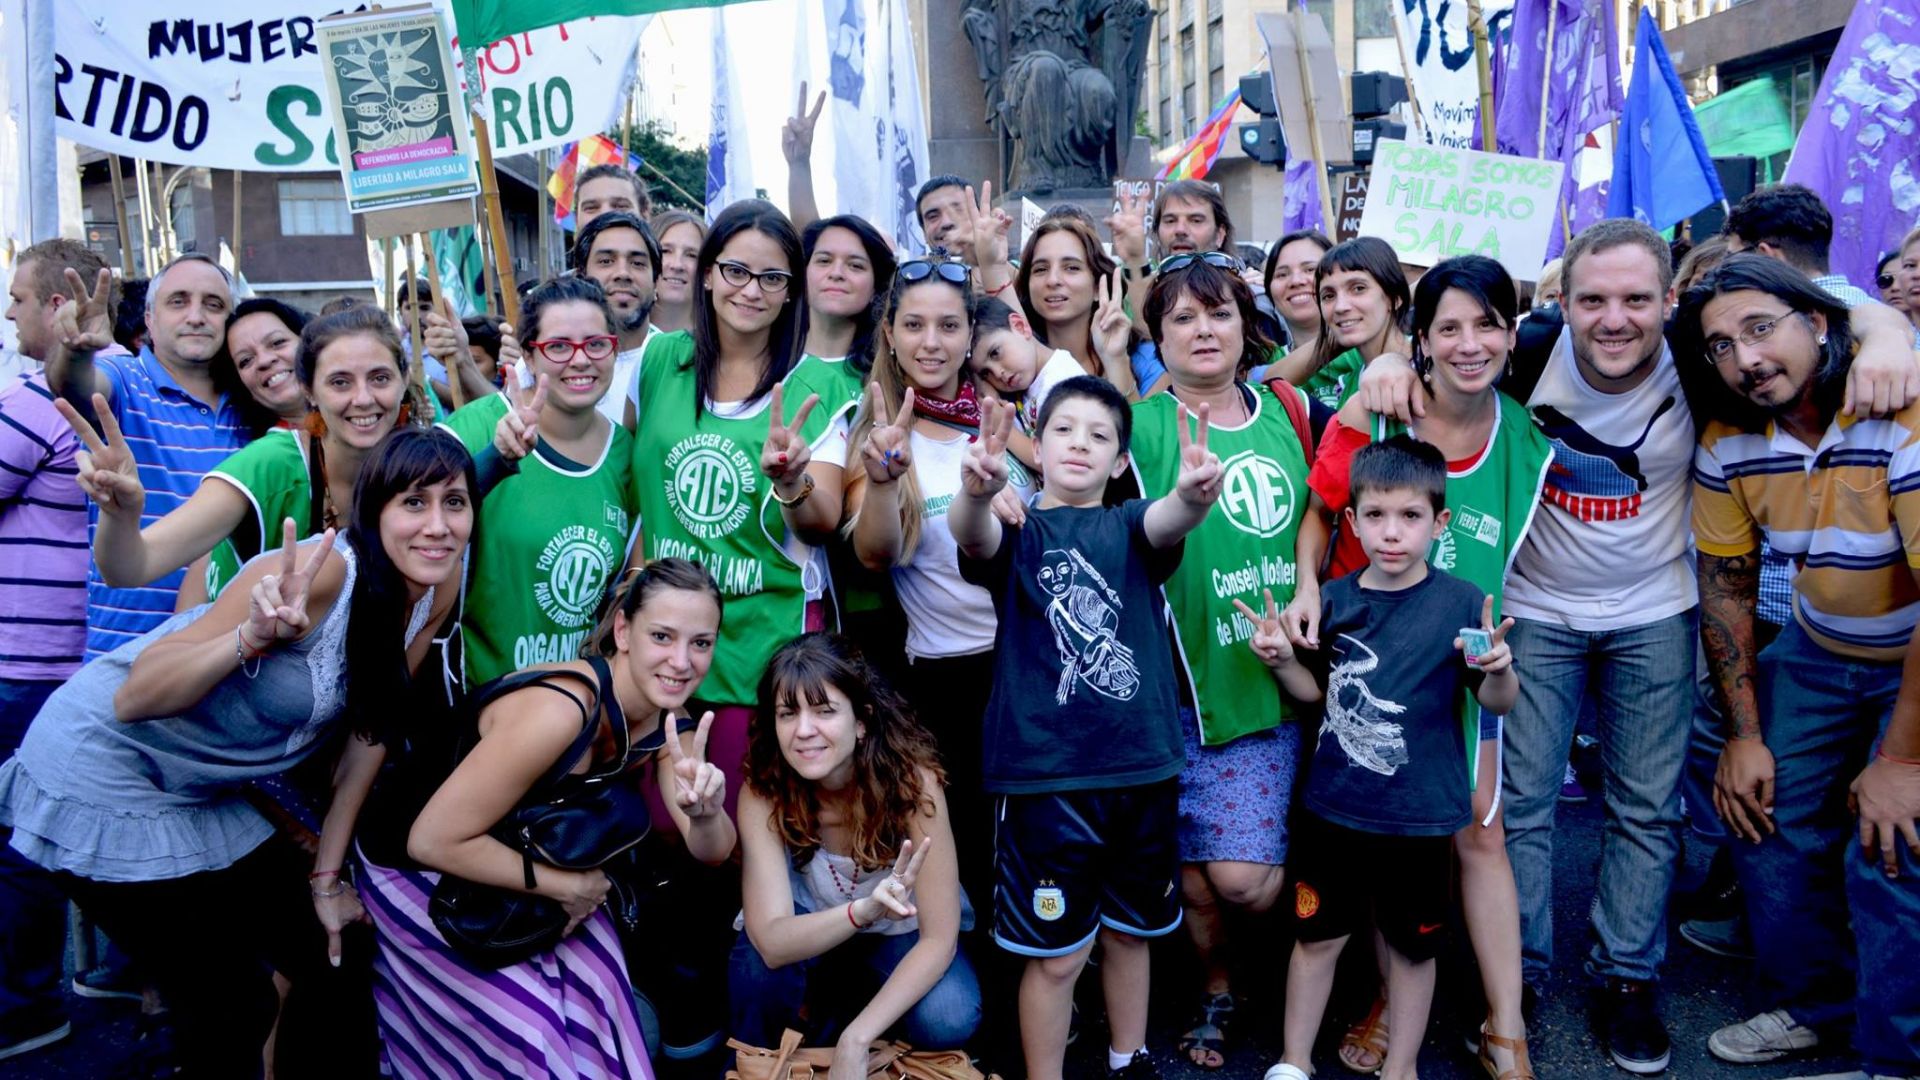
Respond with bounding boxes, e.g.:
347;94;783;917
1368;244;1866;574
824;0;878;234
706;7;757;219
882;0;932;254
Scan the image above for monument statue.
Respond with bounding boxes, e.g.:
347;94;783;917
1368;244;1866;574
962;0;1154;193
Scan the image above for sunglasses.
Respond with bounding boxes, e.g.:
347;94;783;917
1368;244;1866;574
1878;273;1897;289
1158;250;1243;274
898;260;972;285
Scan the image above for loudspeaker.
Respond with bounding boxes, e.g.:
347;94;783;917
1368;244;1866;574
1689;156;1760;238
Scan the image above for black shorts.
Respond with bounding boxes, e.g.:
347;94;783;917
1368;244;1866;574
1288;811;1453;963
992;783;1182;957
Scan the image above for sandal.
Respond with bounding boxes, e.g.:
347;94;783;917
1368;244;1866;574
1337;996;1388;1075
1177;991;1235;1069
1478;1020;1536;1080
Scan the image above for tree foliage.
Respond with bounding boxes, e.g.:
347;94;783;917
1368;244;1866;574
622;121;709;213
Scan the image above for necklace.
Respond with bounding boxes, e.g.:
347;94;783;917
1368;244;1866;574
823;852;861;900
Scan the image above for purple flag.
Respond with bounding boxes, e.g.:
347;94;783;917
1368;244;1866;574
1545;0;1622;257
1284;158;1327;235
1782;0;1920;291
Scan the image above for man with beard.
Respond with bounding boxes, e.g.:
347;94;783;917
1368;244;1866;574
574;211;660;425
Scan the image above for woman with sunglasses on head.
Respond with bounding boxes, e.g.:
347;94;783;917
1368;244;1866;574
1014;216;1138;399
627;199;850;822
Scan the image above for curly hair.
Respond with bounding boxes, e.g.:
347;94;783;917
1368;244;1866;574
747;633;946;871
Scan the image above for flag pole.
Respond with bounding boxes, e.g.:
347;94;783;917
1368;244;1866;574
471;116;523;329
1537;1;1559;152
106;156;132;277
1467;0;1498;154
231;172;243;279
1292;5;1339;233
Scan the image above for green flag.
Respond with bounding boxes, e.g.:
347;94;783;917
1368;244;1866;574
451;0;748;47
433;226;486;317
1693;76;1797;164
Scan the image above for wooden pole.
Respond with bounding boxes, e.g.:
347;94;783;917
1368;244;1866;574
471;117;522;329
641;158;704;213
131;159;154;276
384;236;397;322
403;239;426;398
106;156;132;277
537;148;553;278
1390;9;1427;141
1537;0;1560;153
230;172;243;278
474;201;499;318
1466;0;1498;154
1293;6;1339;235
418;231;461;409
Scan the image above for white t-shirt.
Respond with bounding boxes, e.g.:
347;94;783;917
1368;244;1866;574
1016;348;1086;435
597;327;655;426
1504;327;1698;630
893;426;1037;659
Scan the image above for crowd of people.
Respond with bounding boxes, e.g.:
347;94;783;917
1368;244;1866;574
0;122;1917;1080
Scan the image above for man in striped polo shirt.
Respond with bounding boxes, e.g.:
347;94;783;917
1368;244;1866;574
1680;254;1920;1080
44;252;250;657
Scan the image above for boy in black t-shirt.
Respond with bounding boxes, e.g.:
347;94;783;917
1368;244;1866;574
955;376;1222;1080
1240;437;1520;1080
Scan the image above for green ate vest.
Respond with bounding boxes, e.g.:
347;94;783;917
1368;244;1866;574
1300;347;1367;411
443;394;638;684
1374;392;1552;766
1131;386;1312;746
632;333;845;706
204;429;312;600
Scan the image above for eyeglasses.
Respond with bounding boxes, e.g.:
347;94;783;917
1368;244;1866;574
898;260;971;285
1158;250;1242;274
1703;310;1804;365
529;335;619;365
714;260;793;294
1878;273;1897;289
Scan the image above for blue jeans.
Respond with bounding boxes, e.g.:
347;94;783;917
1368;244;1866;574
729;924;982;1051
1501;610;1696;986
1732;620;1918;1073
0;677;65;1027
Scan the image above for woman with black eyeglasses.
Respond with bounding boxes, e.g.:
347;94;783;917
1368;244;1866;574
626;199;851;825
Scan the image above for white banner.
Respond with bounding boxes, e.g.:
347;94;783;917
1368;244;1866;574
51;1;644;171
1391;0;1515;149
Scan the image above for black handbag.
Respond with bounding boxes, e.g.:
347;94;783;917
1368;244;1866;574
429;656;657;968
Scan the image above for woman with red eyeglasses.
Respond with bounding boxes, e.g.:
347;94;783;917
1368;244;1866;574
438;275;641;685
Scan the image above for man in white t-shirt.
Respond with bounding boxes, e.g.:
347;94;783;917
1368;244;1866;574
574;211;659;426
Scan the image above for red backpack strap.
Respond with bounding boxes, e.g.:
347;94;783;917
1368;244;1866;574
1264;376;1314;458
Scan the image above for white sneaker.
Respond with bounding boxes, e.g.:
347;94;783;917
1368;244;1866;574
1709;1009;1821;1064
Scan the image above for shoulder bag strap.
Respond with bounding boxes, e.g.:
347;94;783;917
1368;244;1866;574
1264;376;1315;458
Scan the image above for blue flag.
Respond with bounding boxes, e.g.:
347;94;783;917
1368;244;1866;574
1607;8;1723;231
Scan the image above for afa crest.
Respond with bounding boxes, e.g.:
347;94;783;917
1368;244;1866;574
1033;886;1066;922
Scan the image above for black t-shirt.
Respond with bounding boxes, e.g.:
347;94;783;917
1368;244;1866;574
960;499;1185;794
1303;568;1488;836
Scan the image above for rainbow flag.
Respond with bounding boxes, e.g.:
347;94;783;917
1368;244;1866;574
546;134;630;230
1156;89;1244;181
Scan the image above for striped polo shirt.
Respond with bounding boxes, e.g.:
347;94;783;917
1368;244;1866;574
0;375;88;679
1693;403;1920;662
87;349;250;658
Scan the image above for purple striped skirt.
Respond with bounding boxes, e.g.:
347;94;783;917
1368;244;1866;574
356;844;653;1080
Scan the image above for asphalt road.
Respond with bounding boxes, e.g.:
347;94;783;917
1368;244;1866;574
6;792;1863;1079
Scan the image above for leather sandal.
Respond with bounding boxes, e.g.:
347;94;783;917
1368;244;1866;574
1478;1019;1536;1080
1336;996;1388;1075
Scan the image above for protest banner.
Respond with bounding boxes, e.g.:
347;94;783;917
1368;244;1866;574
51;2;644;171
1356;138;1564;281
1334;169;1370;243
1391;0;1516;149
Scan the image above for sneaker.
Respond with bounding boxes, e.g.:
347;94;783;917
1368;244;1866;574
1679;914;1755;960
1560;762;1591;803
1108;1048;1161;1080
1597;978;1671;1074
1710;1010;1821;1064
0;1013;71;1062
71;963;145;1003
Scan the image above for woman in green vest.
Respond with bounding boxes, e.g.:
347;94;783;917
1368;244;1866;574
1293;255;1552;1080
1129;253;1320;1072
628;199;850;822
1296;237;1411;418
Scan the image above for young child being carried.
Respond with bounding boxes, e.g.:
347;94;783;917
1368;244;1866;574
951;375;1223;1080
967;296;1089;471
1247;436;1519;1080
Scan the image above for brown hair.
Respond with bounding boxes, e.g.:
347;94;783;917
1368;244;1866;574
1144;259;1277;378
17;238;110;307
1015;216;1118;353
1154;179;1234;251
1562;218;1675;301
585;557;724;659
1674;236;1731;294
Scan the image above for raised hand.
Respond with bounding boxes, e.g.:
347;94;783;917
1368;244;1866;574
957;181;1010;267
860;837;932;924
961;398;1015;499
55;394;144;519
495;321;525;380
492;359;548;461
1232;588;1294;668
51;268;115;354
761;382;821;492
781;82;827;164
1105;188;1150;265
1174;402;1223;507
663;712;726;820
860;383;915;486
1092;271;1132;367
244;518;335;651
1456;595;1516;674
422;295;470;365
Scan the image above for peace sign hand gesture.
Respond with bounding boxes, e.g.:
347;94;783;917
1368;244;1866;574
663;712;726;820
961;398;1015;499
55;393;144;520
761;383;821;492
52;268;115;355
860;383;916;486
492;359;548;461
782;82;827;165
1174;402;1224;508
1092;272;1132;368
955;182;1011;267
854;837;933;926
1105;188;1150;265
1232;588;1294;669
1456;596;1517;675
244;518;335;651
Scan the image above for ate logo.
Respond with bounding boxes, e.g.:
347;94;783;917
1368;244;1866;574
534;525;616;629
663;434;757;539
1217;450;1296;539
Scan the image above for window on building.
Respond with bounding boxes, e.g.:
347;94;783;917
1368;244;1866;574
1207;17;1224;107
1206;0;1221;19
1157;0;1172;139
168;184;197;255
1178;0;1193;28
1181;25;1197;138
278;178;354;237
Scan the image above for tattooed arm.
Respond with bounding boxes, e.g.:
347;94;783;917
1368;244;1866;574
1700;550;1775;842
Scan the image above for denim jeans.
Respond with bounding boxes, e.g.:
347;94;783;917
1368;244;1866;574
0;677;65;1027
1731;620;1917;1073
1501;610;1696;986
728;925;983;1051
1681;622;1781;846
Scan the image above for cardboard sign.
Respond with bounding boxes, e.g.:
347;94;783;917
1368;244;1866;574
1356;139;1564;281
1021;197;1047;238
316;6;479;214
1335;170;1370;243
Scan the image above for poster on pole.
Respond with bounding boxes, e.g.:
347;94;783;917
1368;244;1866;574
1391;0;1516;149
1356;139;1564;281
315;6;479;214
